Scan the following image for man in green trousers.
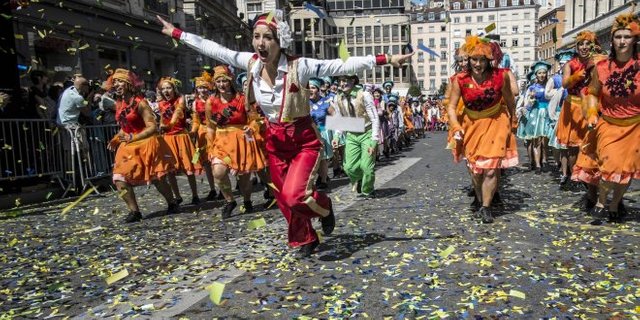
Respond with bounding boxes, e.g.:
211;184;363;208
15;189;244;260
331;75;380;198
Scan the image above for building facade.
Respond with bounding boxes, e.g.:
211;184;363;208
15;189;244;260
537;5;565;67
562;0;634;51
287;2;339;60
326;0;413;92
183;0;251;85
410;0;540;93
236;0;285;23
13;0;189;89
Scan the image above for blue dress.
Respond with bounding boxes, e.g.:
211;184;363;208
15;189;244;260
522;82;551;139
310;96;334;160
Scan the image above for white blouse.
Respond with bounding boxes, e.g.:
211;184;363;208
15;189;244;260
180;32;377;122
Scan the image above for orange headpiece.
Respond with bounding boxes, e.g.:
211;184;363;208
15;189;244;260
157;76;182;90
103;68;143;91
611;13;640;36
194;70;213;89
575;30;597;43
461;36;493;59
213;65;233;81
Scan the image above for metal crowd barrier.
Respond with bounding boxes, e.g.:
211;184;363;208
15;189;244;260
61;123;120;196
0;119;65;189
0;119;119;197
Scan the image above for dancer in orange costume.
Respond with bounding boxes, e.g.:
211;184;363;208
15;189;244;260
446;36;518;223
106;69;178;223
157;76;203;205
583;13;640;223
190;71;219;201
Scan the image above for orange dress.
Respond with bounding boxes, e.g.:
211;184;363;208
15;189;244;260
191;97;214;164
556;58;590;148
455;68;519;173
590;58;640;184
158;97;203;175
208;93;267;174
403;105;415;133
112;97;175;185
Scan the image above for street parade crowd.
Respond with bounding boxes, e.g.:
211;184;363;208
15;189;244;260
8;9;638;258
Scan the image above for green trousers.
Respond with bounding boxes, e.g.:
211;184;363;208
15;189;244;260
343;129;376;195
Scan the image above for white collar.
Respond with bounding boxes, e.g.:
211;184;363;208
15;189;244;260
250;53;288;78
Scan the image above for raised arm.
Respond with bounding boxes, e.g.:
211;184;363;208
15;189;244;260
158;15;253;70
297;52;414;85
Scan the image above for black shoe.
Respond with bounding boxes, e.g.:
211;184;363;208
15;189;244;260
191;196;201;205
175;197;184;205
125;211;142;223
534;167;542;175
576;196;596;212
296;239;319;258
356;180;362;194
206;190;218;201
263;197;277;209
470;197;481;212
478;206;494;224
221;201;237;219
217;191;225;200
321;203;335;235
590;206;606;218
559;175;569;190
491;191;503;206
317;181;329;191
240;200;253;214
608;210;623;223
167;202;180;215
263;188;270;200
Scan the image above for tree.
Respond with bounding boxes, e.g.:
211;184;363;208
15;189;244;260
407;85;421;97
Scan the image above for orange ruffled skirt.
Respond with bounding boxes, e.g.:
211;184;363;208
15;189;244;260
162;132;203;175
112;135;176;185
595;118;640;184
210;125;268;175
555;95;588;148
458;105;519;174
195;126;214;165
571;129;600;185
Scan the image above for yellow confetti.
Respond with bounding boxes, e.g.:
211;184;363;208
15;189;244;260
248;218;266;230
105;269;129;285
338;38;350;62
46;192;53;200
206;282;225;305
439;245;455;259
509;289;526;300
117;189;128;198
8;238;18;247
266;182;279;193
78;43;90;50
265;11;275;24
316;230;324;243
61;188;94;214
14;34;24;39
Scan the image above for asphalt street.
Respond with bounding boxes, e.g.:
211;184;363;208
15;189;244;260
1;132;638;319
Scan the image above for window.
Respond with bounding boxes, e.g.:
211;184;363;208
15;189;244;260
454;17;460;23
429;65;436;76
418;52;424;62
428;38;435;47
465;1;472;9
524;0;531;4
453;2;460;9
489;14;495;20
477;16;483;23
440;37;447;47
439;12;446;20
524;12;530;19
500;0;507;6
465;16;472;23
524;38;531;46
454;29;461;37
441;51;447;59
512;0;518;5
429;79;436;90
441;25;446;32
440;64;447;75
417;26;423;33
512;26;518;34
524;65;530;74
500;39;506;47
246;1;262;20
465;29;472;36
512;39;518;47
428;12;435;20
477;1;484;8
374;26;381;42
428;26;434;32
454;42;460;49
488;0;495;7
145;0;169;14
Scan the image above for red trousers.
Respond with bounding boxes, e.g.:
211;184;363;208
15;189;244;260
265;116;331;247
